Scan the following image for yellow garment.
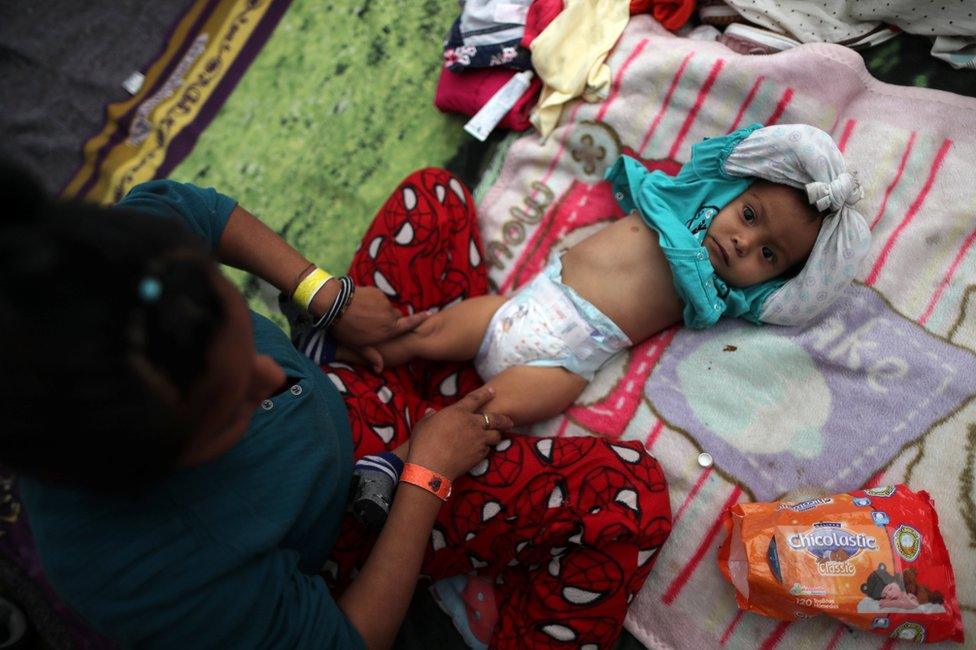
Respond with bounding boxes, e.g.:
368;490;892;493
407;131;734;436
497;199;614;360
529;0;631;140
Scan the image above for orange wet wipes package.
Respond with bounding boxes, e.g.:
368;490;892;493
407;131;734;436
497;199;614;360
717;485;964;644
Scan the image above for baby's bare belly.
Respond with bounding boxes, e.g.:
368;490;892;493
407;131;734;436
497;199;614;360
559;213;683;342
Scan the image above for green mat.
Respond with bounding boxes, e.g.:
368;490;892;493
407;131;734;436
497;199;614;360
170;0;472;324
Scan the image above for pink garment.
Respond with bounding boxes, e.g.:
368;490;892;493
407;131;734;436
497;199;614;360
522;0;564;47
434;66;542;132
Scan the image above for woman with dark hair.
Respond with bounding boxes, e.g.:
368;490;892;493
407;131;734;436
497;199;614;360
0;165;672;649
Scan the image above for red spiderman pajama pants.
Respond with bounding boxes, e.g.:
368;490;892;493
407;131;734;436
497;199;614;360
323;169;672;649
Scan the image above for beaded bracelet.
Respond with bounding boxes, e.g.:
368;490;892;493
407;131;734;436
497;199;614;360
312;275;356;330
332;276;356;323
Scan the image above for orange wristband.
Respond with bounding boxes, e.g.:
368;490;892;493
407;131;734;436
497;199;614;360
401;463;452;501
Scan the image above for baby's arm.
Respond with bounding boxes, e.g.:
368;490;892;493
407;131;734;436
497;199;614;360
372;294;507;368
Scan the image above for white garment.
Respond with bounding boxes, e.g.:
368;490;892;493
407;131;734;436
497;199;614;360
849;0;976;38
723;0;879;43
724;0;976;61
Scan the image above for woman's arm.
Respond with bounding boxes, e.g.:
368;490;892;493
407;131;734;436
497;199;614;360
216;205;427;346
216;206;332;308
338;386;512;650
338;480;441;649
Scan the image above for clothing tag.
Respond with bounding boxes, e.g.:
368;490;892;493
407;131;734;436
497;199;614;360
121;71;145;95
463;70;533;141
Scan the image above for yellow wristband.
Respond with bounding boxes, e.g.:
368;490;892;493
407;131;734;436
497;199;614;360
292;268;333;311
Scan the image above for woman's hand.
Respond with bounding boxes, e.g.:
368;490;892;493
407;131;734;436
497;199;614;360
339;385;511;647
406;386;513;480
213;206;427;350
328;285;429;348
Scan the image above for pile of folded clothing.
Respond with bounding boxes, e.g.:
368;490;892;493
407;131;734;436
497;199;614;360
436;0;974;144
435;0;697;139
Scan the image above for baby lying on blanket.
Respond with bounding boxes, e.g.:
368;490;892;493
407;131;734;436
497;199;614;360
353;123;871;426
345;123;871;529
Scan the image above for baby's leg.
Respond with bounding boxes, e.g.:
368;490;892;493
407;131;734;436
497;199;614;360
394;366;586;462
376;294;507;367
386;364;584;524
481;365;589;427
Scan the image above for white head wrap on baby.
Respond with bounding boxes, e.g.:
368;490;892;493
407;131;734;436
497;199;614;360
722;124;871;326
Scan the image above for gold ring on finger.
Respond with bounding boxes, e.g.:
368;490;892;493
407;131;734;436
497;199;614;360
483;413;491;429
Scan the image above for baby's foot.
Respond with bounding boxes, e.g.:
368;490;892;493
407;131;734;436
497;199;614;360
351;452;404;532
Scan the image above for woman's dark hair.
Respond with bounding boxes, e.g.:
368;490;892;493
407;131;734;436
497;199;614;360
0;163;225;493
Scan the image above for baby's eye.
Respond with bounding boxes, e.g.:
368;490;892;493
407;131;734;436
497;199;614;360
762;246;776;263
743;206;756;223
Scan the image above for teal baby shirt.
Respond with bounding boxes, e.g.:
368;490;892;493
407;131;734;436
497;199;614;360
18;181;365;649
605;124;782;329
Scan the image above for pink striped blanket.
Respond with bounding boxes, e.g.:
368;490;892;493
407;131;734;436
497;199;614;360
468;15;976;650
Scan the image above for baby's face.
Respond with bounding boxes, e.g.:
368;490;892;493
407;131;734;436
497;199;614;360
704;181;822;288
